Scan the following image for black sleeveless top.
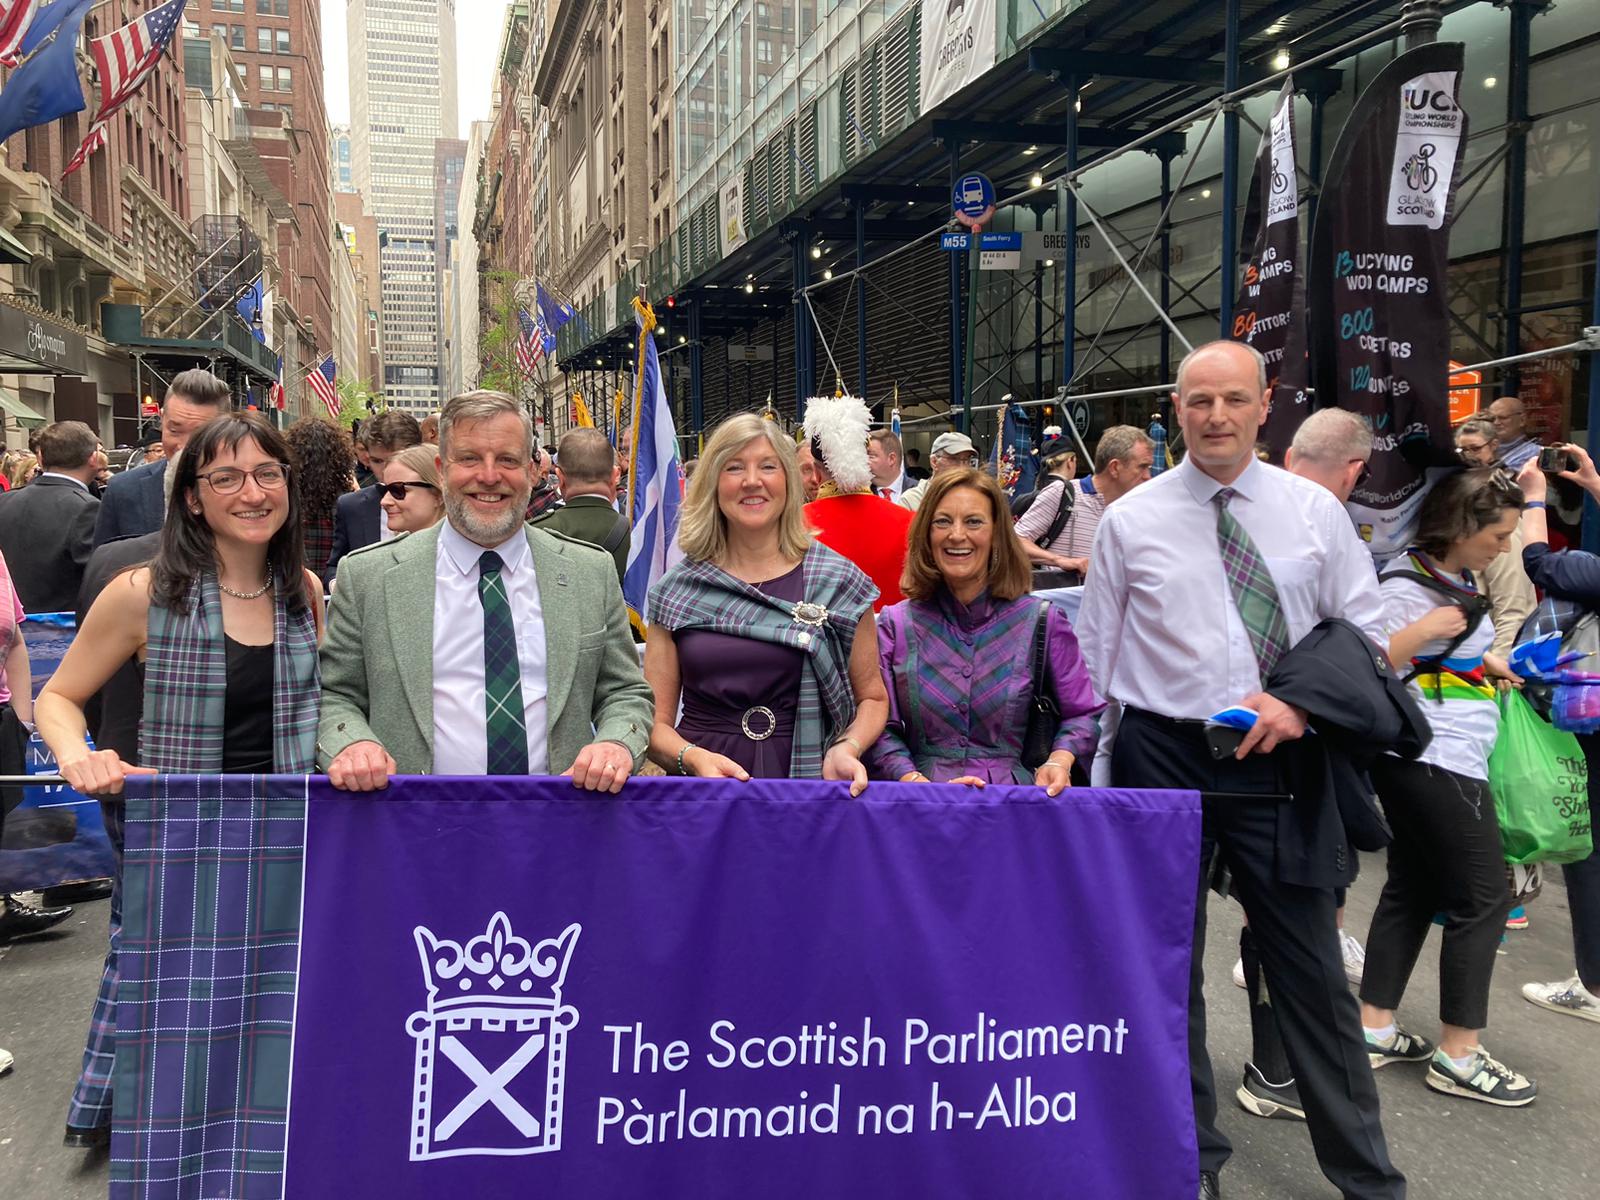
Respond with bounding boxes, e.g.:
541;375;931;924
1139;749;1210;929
222;636;274;773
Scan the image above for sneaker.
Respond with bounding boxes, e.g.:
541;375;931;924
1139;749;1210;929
1339;931;1366;986
0;894;73;944
1522;975;1600;1025
1235;1062;1306;1121
1425;1046;1537;1107
1505;906;1529;930
1365;1025;1436;1068
0;1046;12;1077
1231;957;1246;989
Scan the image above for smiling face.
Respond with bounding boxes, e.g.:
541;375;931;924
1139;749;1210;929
716;434;787;537
1175;343;1270;481
189;436;290;547
380;476;444;533
928;485;994;596
440;412;535;547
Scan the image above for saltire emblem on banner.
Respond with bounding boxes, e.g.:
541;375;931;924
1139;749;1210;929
621;298;683;634
406;913;581;1160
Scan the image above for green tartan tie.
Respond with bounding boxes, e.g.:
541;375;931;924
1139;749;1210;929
478;551;528;775
1213;488;1292;677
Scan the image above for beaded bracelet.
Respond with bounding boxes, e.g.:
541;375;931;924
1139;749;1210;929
676;743;698;775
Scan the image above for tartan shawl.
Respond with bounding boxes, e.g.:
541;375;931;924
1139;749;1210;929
649;542;877;777
141;569;320;772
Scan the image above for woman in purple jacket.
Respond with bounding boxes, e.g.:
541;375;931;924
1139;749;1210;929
868;468;1102;793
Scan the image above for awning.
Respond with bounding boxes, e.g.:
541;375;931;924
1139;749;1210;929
0;387;45;428
0;226;32;265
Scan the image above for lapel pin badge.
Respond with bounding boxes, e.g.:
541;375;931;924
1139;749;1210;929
557;572;570;587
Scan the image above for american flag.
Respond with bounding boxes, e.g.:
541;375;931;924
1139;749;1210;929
308;355;338;419
63;0;187;176
0;0;41;66
515;307;543;374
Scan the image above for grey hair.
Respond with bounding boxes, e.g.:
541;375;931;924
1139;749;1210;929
1176;340;1268;394
1289;408;1373;465
1093;424;1154;473
1454;417;1497;445
438;390;534;459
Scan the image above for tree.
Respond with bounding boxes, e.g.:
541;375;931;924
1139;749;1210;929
334;377;383;430
476;270;554;432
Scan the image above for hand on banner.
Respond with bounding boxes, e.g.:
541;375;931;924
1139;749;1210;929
566;740;634;793
683;747;751;781
823;740;869;797
1034;753;1074;797
327;741;397;791
57;749;156;797
1234;693;1308;758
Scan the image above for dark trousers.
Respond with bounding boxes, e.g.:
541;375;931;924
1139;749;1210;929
1114;708;1404;1200
1568;736;1600;992
1361;757;1508;1030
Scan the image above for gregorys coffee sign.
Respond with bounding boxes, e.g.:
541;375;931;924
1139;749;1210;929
0;303;88;375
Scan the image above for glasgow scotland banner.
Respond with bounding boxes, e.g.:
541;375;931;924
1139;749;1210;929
1308;41;1467;558
1234;81;1309;462
112;775;1200;1198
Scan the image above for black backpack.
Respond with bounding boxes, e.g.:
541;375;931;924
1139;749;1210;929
1010;477;1075;548
1375;566;1492;687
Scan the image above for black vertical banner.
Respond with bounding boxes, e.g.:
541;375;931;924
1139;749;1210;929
1308;42;1467;557
1234;81;1308;462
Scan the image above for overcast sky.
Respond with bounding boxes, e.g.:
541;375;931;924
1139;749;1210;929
321;0;511;134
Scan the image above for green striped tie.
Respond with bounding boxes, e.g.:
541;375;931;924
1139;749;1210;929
478;551;528;775
1213;488;1292;677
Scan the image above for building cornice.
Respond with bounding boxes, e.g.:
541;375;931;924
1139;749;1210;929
531;0;588;105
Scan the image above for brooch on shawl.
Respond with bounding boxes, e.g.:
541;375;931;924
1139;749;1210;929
789;601;829;646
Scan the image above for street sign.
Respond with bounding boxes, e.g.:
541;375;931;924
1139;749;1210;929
940;232;972;251
952;172;995;219
979;232;1022;250
978;233;1022;270
1067;398;1090;436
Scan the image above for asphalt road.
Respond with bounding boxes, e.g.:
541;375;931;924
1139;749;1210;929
1;858;1597;1199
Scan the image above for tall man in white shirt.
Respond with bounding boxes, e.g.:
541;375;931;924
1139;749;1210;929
318;390;653;792
1077;342;1403;1200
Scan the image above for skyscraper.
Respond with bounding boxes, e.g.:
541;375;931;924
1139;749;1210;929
347;0;459;411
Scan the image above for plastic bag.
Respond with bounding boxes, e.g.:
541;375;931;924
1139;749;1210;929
1487;689;1593;865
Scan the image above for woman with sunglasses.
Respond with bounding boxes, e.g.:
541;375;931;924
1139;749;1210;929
34;412;323;1148
378;443;445;534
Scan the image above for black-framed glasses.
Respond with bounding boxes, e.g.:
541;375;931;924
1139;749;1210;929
380;480;439;501
197;464;290;494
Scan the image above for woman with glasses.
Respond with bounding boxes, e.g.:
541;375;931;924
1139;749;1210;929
1358;468;1537;1108
377;443;445;534
34;412;323;1148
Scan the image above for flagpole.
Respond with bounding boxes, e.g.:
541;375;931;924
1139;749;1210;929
625;286;653;526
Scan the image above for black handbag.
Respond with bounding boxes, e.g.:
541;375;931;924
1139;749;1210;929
1021;607;1059;770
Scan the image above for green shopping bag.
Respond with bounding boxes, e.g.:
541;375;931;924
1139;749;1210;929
1488;689;1593;865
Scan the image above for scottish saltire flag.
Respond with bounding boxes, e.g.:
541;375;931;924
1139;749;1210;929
0;0;90;145
622;299;682;630
63;0;186;176
990;400;1038;500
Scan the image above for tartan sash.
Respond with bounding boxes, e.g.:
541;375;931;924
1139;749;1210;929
649;543;877;777
141;569;320;773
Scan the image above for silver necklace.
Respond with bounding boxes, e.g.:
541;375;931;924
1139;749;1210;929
218;575;272;600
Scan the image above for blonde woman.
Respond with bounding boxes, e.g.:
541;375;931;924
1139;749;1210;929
645;412;886;789
2;451;38;490
377;443;445;534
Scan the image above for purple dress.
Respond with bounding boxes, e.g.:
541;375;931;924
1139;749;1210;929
673;564;806;778
869;590;1103;785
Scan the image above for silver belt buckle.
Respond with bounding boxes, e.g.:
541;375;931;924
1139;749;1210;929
740;705;777;741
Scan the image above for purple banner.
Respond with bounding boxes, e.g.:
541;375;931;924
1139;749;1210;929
284;777;1200;1197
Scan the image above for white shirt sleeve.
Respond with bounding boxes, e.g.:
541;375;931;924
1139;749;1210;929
1315;498;1387;647
1075;507;1127;700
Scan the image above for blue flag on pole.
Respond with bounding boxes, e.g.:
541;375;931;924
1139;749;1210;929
0;0;90;146
990;401;1038;500
622;301;683;630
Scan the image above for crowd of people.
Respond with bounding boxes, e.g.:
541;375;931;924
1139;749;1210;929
0;343;1592;1200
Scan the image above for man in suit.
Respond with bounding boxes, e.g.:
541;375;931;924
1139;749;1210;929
93;368;230;545
0;421;101;612
533;427;629;585
319;390;652;792
1076;341;1403;1200
324;411;422;583
866;428;912;504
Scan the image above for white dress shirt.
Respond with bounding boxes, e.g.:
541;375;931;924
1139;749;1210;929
1076;455;1387;728
432;520;549;775
37;471;90;490
876;470;909;504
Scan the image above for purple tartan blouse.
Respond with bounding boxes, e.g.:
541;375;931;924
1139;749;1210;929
868;590;1103;785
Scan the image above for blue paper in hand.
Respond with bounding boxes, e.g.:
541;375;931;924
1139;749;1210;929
1207;705;1260;731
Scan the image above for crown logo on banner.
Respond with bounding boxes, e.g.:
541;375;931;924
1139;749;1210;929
406;914;582;1161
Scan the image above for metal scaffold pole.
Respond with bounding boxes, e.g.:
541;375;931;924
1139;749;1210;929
1217;0;1241;339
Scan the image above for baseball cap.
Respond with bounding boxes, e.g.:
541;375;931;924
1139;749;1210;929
931;432;979;458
